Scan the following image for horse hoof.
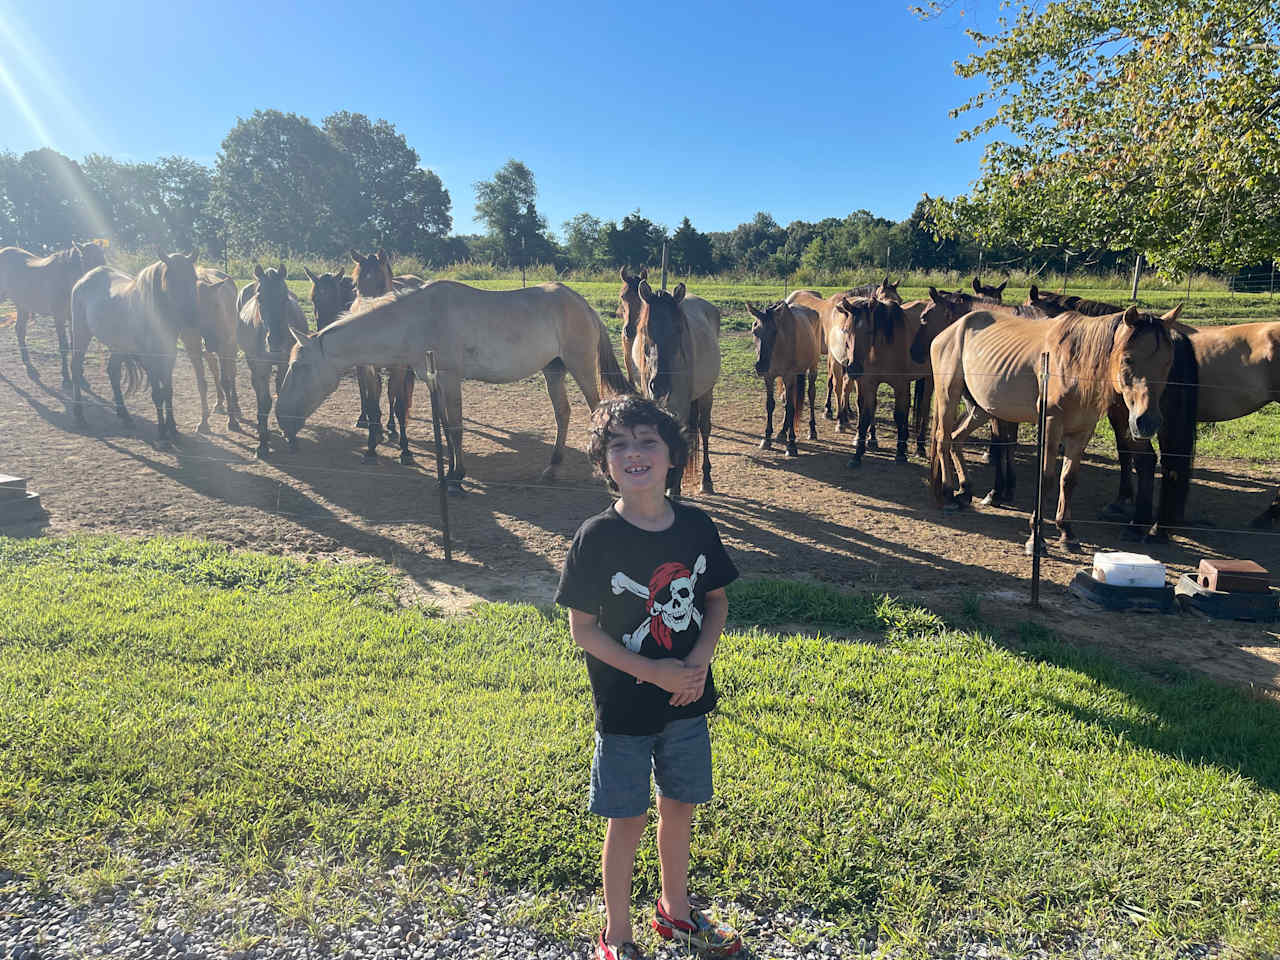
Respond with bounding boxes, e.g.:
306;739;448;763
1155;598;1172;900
228;419;241;433
1249;512;1274;530
759;438;773;451
1060;538;1080;553
1024;537;1047;557
824;410;834;420
835;423;846;433
1143;529;1170;544
895;451;908;463
847;457;862;469
916;444;927;459
808;429;818;441
867;439;880;451
1099;501;1133;522
978;491;997;507
213;403;226;416
255;447;269;460
700;480;715;495
355;415;369;429
399;451;415;466
286;438;298;453
361;452;378;465
1121;524;1145;541
447;480;467;497
786;443;799;458
118;414;134;428
943;498;965;514
197;422;211;435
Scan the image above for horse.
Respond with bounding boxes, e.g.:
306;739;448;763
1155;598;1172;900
237;264;309;459
68;252;199;447
844;275;902;303
972;276;1007;300
0;242;106;385
630;280;720;496
929;304;1181;555
180;267;240;433
303;266;354;330
349;248;425;463
274;279;632;488
841;296;933;467
746;300;820;457
618;266;650;386
784;289;850;429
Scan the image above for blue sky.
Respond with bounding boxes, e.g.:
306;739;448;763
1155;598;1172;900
0;0;993;236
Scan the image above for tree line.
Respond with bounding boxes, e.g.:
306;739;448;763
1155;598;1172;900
0;107;1219;279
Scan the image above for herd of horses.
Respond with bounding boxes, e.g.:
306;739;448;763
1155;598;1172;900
3;241;1279;558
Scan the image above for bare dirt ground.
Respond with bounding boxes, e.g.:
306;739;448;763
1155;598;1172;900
3;323;1279;697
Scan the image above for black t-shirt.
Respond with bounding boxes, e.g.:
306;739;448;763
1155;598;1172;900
555;501;739;735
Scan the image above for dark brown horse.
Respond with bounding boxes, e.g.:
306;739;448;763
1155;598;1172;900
0;242;106;385
185;267;240;433
747;300;820;457
972;276;1007;300
237;264;309;458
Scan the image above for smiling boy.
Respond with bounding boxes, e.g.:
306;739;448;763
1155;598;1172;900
555;395;742;959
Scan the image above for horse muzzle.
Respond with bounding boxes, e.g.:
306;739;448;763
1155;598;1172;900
844;361;863;378
1131;412;1161;439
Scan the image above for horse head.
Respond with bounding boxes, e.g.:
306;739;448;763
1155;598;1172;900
158;251;199;329
618;266;648;341
747;300;788;375
972;276;1007;301
876;275;903;303
1114;305;1182;440
252;263;292;354
832;297;870;378
351;248;394;299
635;279;687;406
304;266;353;329
276;326;342;443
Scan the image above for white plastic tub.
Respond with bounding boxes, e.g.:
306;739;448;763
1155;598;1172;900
1092;552;1166;588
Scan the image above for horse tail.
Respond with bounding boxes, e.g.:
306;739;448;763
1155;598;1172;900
120;355;150;396
1158;330;1199;525
929;414;946;505
682;418;701;487
595;313;634;398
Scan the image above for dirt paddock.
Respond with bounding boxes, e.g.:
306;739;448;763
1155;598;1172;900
3;325;1279;698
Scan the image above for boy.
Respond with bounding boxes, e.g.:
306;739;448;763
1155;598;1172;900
555;395;742;960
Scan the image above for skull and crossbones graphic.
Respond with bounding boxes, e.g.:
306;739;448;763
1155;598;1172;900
611;554;706;651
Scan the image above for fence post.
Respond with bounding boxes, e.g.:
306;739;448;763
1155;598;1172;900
426;351;453;562
1030;351;1049;607
1130;252;1143;301
1062;252;1069;295
661;241;668;292
1271;260;1276;298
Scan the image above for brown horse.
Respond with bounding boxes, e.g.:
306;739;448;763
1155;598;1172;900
930;305;1181;554
349;248;426;465
747;300;820;457
0;242;106;385
972;276;1007;300
844;275;902;303
69;253;200;447
618;266;650;387
181;267;240;433
630;280;720;495
237;264;309;458
276;280;631;488
304;266;354;329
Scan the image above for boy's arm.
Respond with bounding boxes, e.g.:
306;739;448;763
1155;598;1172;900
568;609;702;696
670;587;728;707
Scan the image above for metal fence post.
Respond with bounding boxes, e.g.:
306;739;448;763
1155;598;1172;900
1031;351;1049;607
426;351;452;562
1130;252;1143;301
660;241;668;291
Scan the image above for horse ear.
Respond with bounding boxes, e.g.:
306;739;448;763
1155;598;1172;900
336;267;345;279
303;267;318;284
1161;304;1183;325
672;282;686;304
620;266;632;283
279;262;287;278
1029;284;1040;300
377;248;390;264
996;280;1007;295
350;249;362;264
746;301;762;320
638;280;654;302
254;264;265;281
972;277;982;294
289;327;312;347
928;286;942;304
639;267;648;280
184;250;195;262
159;252;173;267
1122;305;1141;327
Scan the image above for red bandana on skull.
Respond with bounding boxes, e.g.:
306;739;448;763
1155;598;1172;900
647;560;691;650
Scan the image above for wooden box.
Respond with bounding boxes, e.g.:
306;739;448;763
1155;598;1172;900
1198;558;1270;593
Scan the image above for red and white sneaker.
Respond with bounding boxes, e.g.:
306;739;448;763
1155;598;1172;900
651;900;742;956
595;928;643;960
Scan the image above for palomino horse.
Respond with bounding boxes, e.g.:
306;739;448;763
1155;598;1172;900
275;280;632;488
0;242;106;384
747;300;820;457
178;268;240;433
350;249;425;462
618;266;649;386
630;280;721;495
237;264;309;458
930;305;1181;555
69;253;200;447
784;289;850;429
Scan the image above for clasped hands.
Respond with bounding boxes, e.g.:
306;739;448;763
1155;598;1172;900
647;657;709;707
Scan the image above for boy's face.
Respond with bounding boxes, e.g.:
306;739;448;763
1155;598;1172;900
605;423;672;497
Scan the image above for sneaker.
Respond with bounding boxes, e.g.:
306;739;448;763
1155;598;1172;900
596;928;643;960
651;900;742;956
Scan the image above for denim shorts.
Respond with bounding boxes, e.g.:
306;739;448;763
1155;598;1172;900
589;714;713;818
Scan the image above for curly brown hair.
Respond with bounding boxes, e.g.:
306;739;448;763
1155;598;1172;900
588;395;689;493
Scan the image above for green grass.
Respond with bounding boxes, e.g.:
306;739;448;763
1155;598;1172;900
2;536;1279;956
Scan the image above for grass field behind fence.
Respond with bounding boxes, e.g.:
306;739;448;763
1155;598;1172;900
2;536;1279;956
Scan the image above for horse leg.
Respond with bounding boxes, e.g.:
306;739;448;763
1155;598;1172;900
1102;400;1135;520
356;365;371;429
1054;428;1089;550
163;365;180;444
806;369;818;440
396;368;415;466
784;375;801;457
760;377;775;450
1124;439;1157;541
1250;486;1280;529
946;404;991;507
824;372;835;420
70;314;89;425
698;395;714;495
16;309;33;373
181;328;210;434
106;355;130;425
1025;416;1062;555
981;420;1019;507
892;380;909;463
385;368;400;442
55;314;74;386
913;377;930;458
219;350;241;431
541;360;571;482
252;365;272;459
849;378;872;468
151;371;170;449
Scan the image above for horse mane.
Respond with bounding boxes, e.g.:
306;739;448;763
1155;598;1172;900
1053;310;1171;413
136;259;169;321
872;300;899;345
1158;328;1199;523
1034;289;1122;317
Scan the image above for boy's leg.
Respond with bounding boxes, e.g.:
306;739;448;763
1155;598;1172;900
602;814;647;946
656;795;695;920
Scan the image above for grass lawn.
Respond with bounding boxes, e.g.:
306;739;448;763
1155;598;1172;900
2;536;1279;957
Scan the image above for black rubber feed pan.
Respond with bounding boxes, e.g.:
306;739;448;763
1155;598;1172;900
1068;567;1174;613
1176;574;1280;622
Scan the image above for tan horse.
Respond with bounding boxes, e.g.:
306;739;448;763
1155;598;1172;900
69;253;200;447
618;266;650;386
747;300;820;456
175;267;240;433
784;289;850;429
238;264;309;458
0;242;106;384
630;280;721;495
275;280;631;487
844;276;902;303
930;305;1181;554
350;248;425;463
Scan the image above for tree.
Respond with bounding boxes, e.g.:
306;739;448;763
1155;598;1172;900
0;149;107;249
600;210;666;270
920;0;1280;272
668;217;715;275
562;212;603;270
727;212;786;273
473;159;556;266
213;110;361;256
322;111;451;258
152;156;222;257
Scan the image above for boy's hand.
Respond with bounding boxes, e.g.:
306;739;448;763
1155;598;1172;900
669;662;708;707
648;658;701;695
